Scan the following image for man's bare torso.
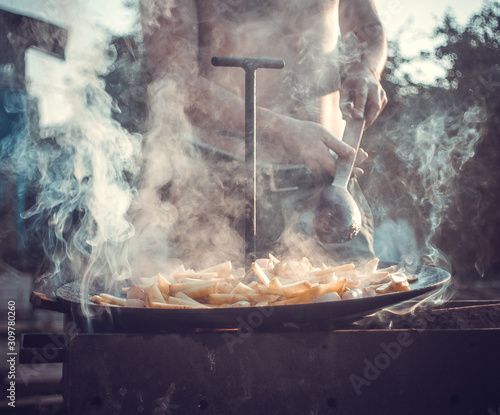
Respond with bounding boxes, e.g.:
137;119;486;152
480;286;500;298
194;0;344;159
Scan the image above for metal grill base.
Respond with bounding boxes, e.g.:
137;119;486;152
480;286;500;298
63;329;500;415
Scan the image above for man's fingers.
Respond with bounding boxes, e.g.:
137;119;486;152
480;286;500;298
354;148;368;166
365;88;388;127
340;74;388;126
353;85;368;119
325;136;355;158
340;96;364;120
309;147;337;177
308;145;367;178
353;167;364;177
339;100;353;118
340;79;367;120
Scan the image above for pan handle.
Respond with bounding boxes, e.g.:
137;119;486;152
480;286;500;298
30;291;70;314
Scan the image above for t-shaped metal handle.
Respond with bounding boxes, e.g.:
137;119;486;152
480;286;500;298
211;56;284;269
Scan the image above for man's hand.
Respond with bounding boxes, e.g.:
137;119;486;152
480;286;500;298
339;0;388;127
279;118;368;178
340;70;387;127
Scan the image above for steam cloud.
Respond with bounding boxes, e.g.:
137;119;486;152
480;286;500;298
1;1;141;303
368;102;485;271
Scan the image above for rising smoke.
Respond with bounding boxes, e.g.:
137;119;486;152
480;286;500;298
1;1;141;301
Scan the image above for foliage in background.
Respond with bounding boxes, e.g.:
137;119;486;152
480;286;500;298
360;1;500;275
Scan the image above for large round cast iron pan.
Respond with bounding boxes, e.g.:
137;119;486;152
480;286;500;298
33;262;450;333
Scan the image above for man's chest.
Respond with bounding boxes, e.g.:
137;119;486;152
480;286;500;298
196;0;340;109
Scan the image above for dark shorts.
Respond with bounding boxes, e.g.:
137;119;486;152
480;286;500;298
194;139;375;264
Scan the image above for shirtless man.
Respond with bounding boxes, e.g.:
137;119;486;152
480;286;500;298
139;0;388;262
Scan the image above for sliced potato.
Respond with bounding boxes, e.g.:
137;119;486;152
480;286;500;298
173;292;210;307
103;253;416;310
205;293;248;305
361;258;380;274
151;302;201;309
157;273;171;298
197;260;232;278
252;261;270;286
99;293;126;307
269;277;283;290
148;283;166;304
291;278;346;300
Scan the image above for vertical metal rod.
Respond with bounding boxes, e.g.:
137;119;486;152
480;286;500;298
211;56;284;271
244;68;257;267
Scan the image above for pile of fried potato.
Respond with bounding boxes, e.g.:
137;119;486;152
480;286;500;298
90;255;416;309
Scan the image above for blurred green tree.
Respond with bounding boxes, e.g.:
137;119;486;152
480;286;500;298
360;1;500;277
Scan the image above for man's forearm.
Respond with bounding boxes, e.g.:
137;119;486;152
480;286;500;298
339;0;388;79
182;74;290;142
347;22;387;78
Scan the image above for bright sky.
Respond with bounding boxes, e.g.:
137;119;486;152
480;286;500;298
375;0;484;33
374;0;486;82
